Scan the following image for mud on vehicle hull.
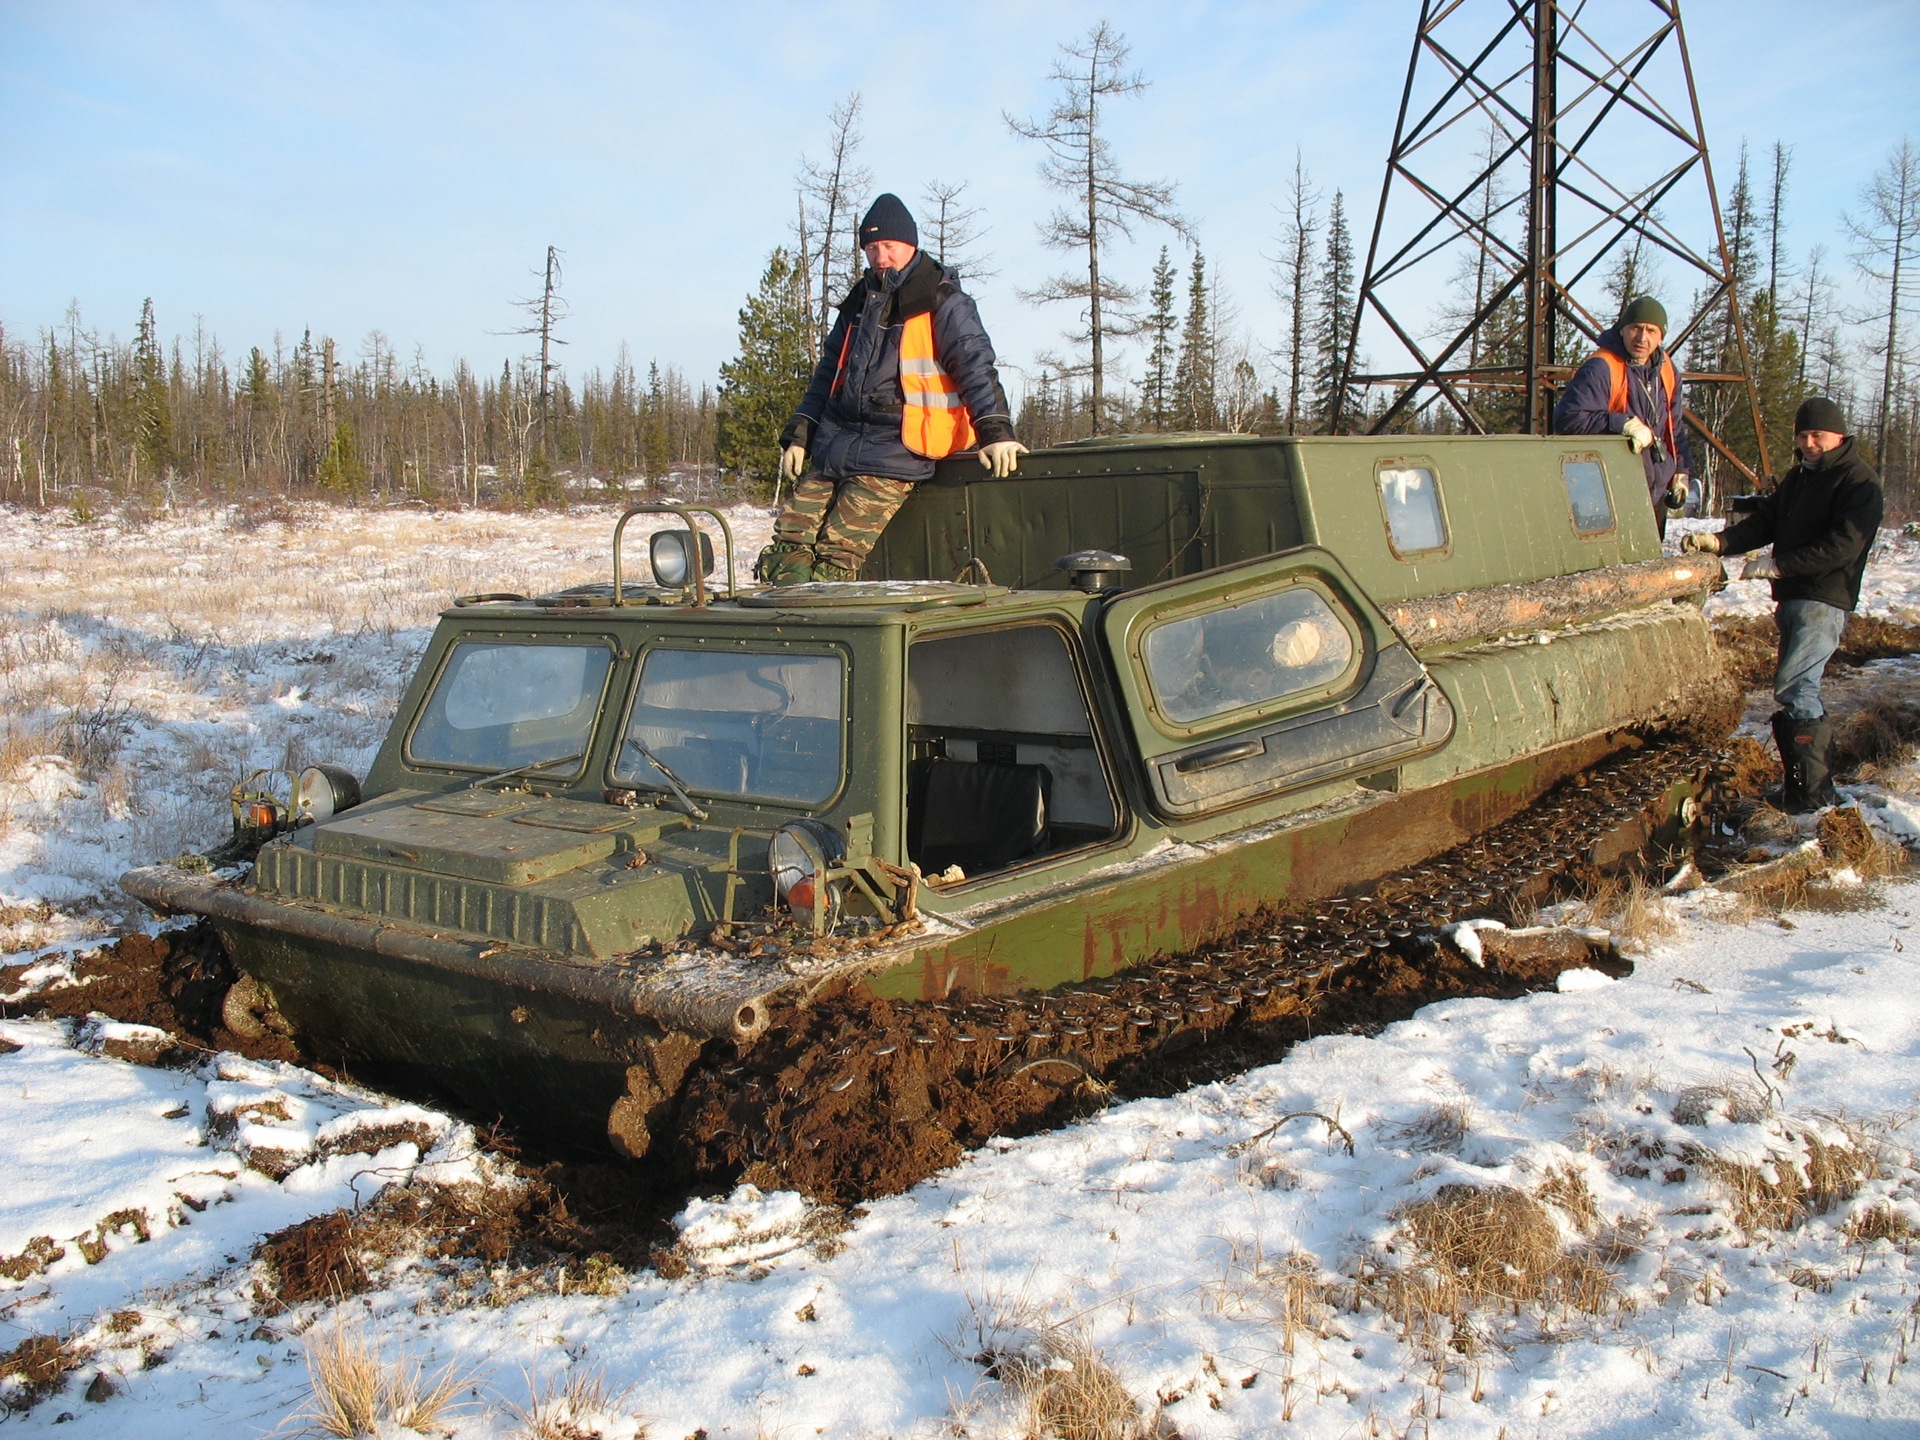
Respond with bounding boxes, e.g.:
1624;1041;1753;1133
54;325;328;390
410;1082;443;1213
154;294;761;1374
126;723;1710;1157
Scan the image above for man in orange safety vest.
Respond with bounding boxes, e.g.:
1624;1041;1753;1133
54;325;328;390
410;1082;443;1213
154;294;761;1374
757;193;1023;585
1552;295;1695;537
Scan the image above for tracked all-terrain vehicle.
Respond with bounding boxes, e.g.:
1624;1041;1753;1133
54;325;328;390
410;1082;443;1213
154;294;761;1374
122;434;1731;1172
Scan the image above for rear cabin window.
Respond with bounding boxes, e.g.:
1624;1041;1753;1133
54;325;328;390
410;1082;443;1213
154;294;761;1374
1562;456;1615;534
1377;464;1447;554
408;640;614;772
1142;586;1356;726
614;648;844;805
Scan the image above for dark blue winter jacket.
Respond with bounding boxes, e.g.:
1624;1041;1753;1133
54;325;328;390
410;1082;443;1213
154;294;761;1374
1551;326;1693;508
781;255;1014;484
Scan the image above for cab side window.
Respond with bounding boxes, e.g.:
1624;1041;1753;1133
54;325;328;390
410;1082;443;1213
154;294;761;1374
1562;456;1615;534
1142;586;1356;727
1377;463;1447;555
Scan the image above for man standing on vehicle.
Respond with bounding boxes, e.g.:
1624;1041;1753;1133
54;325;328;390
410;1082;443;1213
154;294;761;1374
1552;296;1694;534
1681;397;1883;812
757;193;1025;585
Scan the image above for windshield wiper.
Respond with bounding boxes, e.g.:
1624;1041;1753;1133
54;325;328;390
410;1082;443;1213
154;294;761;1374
467;750;584;791
620;737;709;821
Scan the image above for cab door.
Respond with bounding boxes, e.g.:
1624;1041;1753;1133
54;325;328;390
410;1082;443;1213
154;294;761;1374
1100;546;1454;818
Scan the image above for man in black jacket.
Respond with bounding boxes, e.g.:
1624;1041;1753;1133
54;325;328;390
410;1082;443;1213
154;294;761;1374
757;193;1022;585
1683;396;1884;810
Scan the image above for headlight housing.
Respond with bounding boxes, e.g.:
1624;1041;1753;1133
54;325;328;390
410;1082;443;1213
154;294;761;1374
650;529;716;588
295;764;363;824
768;818;845;929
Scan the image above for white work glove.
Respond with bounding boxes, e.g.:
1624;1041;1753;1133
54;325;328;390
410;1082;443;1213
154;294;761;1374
1679;530;1721;555
1665;473;1691;509
978;440;1028;479
1621;417;1655;454
1742;553;1781;580
779;443;808;483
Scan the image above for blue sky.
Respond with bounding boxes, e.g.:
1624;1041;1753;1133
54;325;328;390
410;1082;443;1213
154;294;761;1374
3;0;1916;402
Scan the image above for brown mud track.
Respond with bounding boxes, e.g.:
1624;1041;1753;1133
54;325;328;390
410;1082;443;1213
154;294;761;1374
673;743;1714;1203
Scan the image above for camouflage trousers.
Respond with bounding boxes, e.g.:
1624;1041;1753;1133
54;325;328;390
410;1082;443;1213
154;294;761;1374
772;471;916;575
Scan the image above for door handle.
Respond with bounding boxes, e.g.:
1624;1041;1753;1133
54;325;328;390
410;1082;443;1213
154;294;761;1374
1174;737;1265;773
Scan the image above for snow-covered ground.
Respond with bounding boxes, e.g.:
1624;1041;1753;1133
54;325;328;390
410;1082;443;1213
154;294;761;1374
0;501;774;955
3;503;1919;1438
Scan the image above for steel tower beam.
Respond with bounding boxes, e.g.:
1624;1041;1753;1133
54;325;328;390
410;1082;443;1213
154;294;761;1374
1335;0;1769;494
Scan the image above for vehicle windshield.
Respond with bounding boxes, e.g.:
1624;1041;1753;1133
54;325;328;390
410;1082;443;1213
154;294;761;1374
408;640;614;772
613;648;844;804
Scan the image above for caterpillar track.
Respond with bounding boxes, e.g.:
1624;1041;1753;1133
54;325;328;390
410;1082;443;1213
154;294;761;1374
671;740;1716;1203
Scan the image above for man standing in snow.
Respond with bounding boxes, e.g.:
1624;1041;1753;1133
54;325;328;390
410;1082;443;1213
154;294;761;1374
1682;397;1883;812
756;193;1024;585
1552;296;1693;534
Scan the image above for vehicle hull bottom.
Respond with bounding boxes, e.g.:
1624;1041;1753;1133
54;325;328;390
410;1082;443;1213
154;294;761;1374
208;921;677;1153
199;727;1695;1154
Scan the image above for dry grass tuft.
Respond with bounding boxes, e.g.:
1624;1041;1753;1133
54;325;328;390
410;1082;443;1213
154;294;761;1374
1395;1184;1609;1313
1565;872;1675;947
504;1367;647;1440
953;1294;1163;1440
1689;1121;1878;1233
1816;806;1909;881
0;1332;82;1412
1846;1204;1918;1247
296;1321;476;1437
1533;1165;1600;1236
1393;1099;1473;1153
1672;1080;1773;1127
1833;690;1920;775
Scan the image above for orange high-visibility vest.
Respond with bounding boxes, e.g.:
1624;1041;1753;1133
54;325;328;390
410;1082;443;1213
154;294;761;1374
1591;348;1679;456
829;310;977;459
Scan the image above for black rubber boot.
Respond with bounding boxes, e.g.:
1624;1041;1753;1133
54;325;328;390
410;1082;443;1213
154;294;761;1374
1798;713;1841;810
1770;710;1806;812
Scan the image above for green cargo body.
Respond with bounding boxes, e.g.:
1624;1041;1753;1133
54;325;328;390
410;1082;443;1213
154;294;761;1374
121;433;1727;1149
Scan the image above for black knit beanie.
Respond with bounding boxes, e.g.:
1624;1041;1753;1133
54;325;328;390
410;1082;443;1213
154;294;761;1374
1619;296;1668;331
1794;395;1847;434
858;193;918;248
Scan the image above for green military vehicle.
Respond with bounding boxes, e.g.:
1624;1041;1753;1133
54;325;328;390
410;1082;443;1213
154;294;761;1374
122;433;1728;1163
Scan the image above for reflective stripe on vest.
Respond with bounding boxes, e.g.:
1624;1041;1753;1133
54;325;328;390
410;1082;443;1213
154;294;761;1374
1593;349;1679;455
898;312;976;458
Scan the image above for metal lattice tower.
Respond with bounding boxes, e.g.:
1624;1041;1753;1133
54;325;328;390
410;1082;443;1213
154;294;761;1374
1336;0;1769;489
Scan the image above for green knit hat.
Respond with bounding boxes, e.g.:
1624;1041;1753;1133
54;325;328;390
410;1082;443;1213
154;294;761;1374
1619;296;1668;331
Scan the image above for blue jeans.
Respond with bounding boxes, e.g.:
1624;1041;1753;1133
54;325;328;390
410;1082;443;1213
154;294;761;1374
1774;599;1848;721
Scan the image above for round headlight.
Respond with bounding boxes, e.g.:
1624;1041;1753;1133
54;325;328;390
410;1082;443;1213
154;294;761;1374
768;818;845;925
650;529;715;588
295;764;362;824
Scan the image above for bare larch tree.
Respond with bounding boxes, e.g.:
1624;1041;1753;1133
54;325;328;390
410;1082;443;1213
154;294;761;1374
799;94;873;353
1007;21;1188;433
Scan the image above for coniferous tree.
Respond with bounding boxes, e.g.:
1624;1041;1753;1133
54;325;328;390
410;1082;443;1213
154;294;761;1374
1141;247;1177;429
131;298;173;486
717;247;815;491
1172;251;1215;429
1311;193;1358;431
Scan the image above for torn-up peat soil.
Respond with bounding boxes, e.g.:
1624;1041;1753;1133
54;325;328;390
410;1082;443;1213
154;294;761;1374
0;924;299;1067
1711;612;1920;689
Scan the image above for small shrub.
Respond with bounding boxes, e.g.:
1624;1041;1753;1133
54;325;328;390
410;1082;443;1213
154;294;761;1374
295;1322;474;1437
505;1367;647;1440
952;1294;1163;1440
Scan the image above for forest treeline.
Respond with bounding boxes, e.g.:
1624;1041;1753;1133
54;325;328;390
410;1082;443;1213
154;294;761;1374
2;23;1915;514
